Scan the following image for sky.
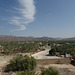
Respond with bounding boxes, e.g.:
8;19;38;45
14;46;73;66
0;0;75;38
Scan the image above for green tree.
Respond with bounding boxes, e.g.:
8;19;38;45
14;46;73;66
49;48;56;56
5;55;37;71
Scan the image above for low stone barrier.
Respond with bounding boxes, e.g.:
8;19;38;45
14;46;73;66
37;58;71;65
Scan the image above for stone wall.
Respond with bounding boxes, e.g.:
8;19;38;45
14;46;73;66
37;58;71;65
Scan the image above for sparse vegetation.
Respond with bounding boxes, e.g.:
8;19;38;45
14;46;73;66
41;67;60;75
17;70;36;75
0;41;42;54
0;41;75;56
1;40;75;75
5;55;37;71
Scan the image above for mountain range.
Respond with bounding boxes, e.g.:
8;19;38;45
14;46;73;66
0;35;75;41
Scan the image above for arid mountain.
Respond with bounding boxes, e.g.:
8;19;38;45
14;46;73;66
63;37;75;41
0;35;75;41
0;35;57;41
0;35;35;41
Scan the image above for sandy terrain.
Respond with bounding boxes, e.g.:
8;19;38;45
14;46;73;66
35;64;75;75
0;56;14;75
0;56;14;67
45;64;75;72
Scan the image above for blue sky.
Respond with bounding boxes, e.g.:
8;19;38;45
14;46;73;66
0;0;75;38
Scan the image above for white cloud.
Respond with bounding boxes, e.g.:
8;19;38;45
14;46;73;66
10;0;36;31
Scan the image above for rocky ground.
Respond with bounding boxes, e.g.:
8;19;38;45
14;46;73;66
35;64;75;75
1;64;75;75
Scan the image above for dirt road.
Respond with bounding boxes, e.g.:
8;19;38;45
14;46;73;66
32;49;61;59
